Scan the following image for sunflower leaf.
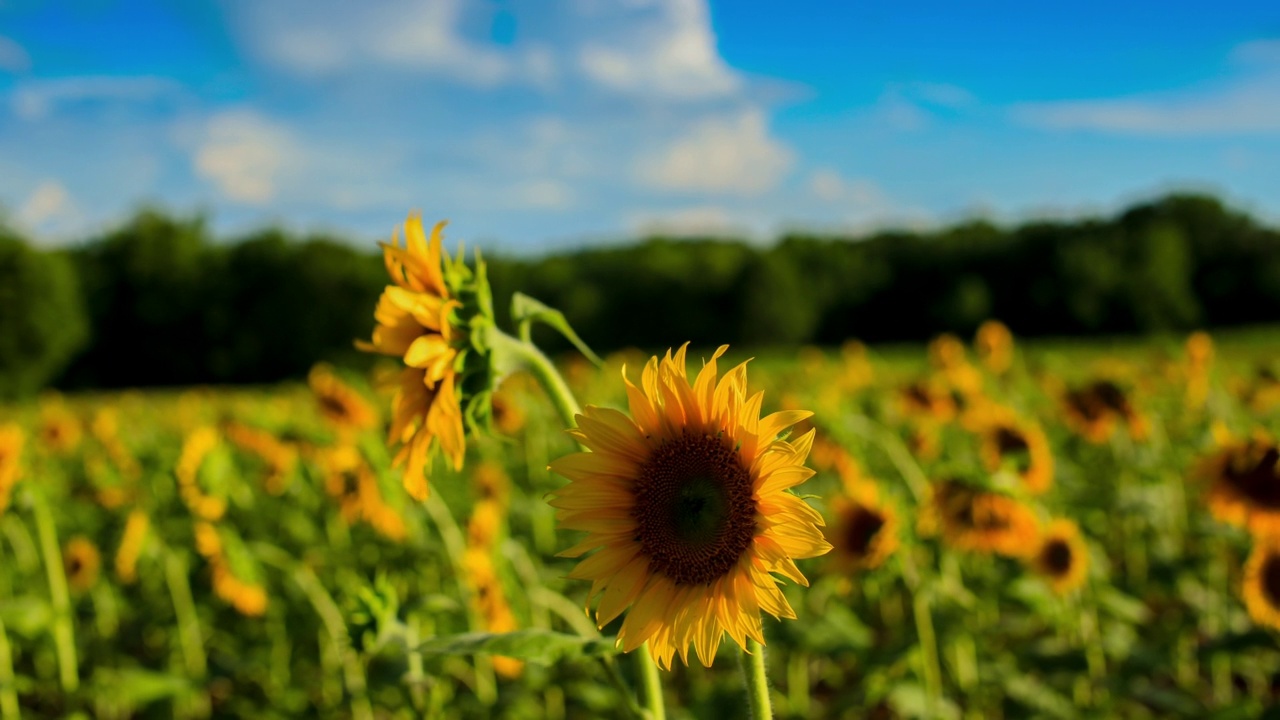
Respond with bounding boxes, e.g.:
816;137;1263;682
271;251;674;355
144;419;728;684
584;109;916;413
510;293;603;367
415;629;618;664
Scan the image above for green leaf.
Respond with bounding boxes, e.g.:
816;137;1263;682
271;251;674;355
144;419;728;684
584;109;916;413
416;629;619;664
0;597;51;638
96;668;193;706
510;293;603;366
1004;674;1077;719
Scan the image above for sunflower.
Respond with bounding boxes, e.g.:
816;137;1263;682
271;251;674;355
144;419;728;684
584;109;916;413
978;412;1054;495
472;460;511;509
1029;519;1088;594
1244;533;1280;631
490;385;526;435
1061;380;1146;443
1198;433;1280;533
211;557;269;617
64;537;101;594
974;320;1014;375
839;340;874;393
115;509;150;584
308;364;378;434
921;480;1039;557
898;380;956;424
318;446;407;541
928;334;967;372
357;216;472;501
38;404;82;455
550;345;831;669
462;546;524;678
0;424;25;513
224;422;298;495
827;481;899;572
175;428;227;521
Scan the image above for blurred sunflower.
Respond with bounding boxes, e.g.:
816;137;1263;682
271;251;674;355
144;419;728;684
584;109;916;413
1198;433;1280;533
63;537;101;594
462;547;524;678
1243;533;1280;631
928;333;967;372
490;385;526;436
974;320;1014;375
358;216;497;501
550;345;831;669
175;427;227;521
1062;380;1147;443
472;460;511;509
38;403;82;455
211;558;269;617
1184;331;1214;410
224;422;298;495
827;481;898;572
308;365;378;435
898;380;956;424
1029;519;1088;594
0;424;25;513
978;412;1054;494
921;480;1039;558
319;446;372;524
115;509;149;584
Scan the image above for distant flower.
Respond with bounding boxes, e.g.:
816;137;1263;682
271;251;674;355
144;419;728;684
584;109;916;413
115;509;149;584
974;320;1014;375
1061;380;1147;443
1029;519;1089;594
1198;433;1280;534
308;364;378;435
0;424;24;513
978;410;1054;495
1244;533;1280;632
63;536;101;594
827;480;899;572
38;403;81;455
921;480;1039;558
550;345;831;669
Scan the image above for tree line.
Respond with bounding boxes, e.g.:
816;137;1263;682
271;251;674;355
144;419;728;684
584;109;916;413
1;193;1277;395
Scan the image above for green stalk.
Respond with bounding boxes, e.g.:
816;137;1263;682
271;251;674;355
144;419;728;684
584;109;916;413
900;552;941;717
0;614;19;720
497;327;669;720
28;488;78;693
163;551;208;680
739;639;772;720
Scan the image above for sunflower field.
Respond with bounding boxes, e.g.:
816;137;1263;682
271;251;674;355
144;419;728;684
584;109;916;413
3;217;1280;720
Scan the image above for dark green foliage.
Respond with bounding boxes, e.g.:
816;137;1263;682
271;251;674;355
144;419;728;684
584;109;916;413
0;228;88;398
1;192;1278;392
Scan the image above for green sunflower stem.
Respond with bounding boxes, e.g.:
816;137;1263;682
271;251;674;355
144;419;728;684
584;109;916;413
488;327;581;428
739;638;772;720
28;487;78;693
0;613;18;720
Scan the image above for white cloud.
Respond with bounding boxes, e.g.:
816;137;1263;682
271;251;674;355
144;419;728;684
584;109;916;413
194;110;297;204
578;0;740;100
0;36;30;73
629;205;739;237
512;180;574;210
234;0;554;87
18;180;75;229
1013;39;1280;136
808;170;888;208
11;76;180;120
637;109;793;195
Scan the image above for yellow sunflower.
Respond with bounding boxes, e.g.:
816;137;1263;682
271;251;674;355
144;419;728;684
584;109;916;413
974;320;1014;375
175;428;227;521
38;404;82;455
1198;433;1280;534
357;216;467;501
64;537;101;594
1029;519;1089;594
550;345;831;670
115;509;150;584
1062;380;1146;443
1244;533;1280;631
827;481;899;572
308;364;378;434
462;546;524;678
921;480;1040;558
0;424;25;513
978;411;1054;495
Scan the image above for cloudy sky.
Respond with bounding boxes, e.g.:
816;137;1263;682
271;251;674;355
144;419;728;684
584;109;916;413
1;0;1278;250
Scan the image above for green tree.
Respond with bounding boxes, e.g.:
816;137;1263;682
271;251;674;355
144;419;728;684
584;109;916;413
0;231;88;398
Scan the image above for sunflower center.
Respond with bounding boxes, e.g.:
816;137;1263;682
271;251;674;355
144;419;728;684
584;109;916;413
1227;446;1280;509
1042;539;1072;576
1264;554;1280;606
995;427;1032;472
843;505;885;557
632;432;756;587
320;395;351;420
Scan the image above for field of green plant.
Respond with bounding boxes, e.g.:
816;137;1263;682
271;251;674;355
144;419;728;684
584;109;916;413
2;317;1280;719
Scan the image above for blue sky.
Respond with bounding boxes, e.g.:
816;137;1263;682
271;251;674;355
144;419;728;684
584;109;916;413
1;0;1278;251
